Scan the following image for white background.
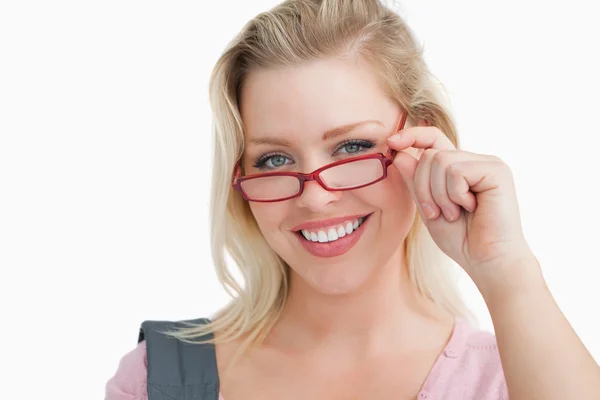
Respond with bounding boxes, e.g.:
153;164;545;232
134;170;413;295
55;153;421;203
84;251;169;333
1;0;599;398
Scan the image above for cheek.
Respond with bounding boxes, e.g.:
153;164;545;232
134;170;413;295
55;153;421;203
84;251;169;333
362;167;415;213
377;170;417;244
249;203;290;246
250;203;279;228
387;168;415;205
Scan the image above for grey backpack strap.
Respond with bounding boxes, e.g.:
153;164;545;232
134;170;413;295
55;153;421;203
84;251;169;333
138;317;219;400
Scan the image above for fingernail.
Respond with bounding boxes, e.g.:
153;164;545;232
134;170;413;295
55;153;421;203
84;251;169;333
420;203;436;219
441;206;455;221
387;134;402;144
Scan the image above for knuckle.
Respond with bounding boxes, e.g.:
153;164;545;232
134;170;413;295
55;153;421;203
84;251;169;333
488;154;503;163
501;162;514;178
490;156;512;173
447;163;463;180
447;185;462;198
432;150;453;165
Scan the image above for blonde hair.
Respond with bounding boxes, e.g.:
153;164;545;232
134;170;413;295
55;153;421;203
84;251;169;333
167;0;474;347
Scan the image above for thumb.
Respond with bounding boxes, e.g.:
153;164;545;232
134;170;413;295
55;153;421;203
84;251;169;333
391;150;418;192
391;150;436;221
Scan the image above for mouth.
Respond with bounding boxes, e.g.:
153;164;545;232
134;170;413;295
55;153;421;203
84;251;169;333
294;213;371;243
293;213;373;258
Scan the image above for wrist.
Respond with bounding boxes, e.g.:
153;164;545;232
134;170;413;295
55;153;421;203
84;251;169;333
470;252;546;305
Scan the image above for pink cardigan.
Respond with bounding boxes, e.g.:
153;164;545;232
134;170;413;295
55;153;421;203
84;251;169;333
105;319;508;399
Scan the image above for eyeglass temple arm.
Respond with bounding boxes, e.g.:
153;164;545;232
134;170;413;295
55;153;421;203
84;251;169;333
232;163;242;185
386;112;408;159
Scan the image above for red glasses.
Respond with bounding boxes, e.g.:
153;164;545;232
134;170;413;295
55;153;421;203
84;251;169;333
232;113;407;203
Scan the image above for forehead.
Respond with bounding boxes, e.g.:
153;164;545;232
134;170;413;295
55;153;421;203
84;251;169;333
239;57;399;143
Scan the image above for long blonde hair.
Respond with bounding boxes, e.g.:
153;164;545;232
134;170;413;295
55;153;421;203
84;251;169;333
167;0;473;347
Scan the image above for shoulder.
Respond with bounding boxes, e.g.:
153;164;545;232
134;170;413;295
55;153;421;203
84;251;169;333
422;320;509;400
460;326;507;387
105;341;148;400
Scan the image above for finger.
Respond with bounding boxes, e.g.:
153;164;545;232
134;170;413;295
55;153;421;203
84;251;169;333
391;150;440;219
448;159;523;236
391;150;419;186
387;126;456;152
431;150;490;216
449;158;512;194
446;163;478;213
430;151;462;221
413;149;442;220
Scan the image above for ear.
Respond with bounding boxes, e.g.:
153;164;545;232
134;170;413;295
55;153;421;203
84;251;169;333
417;118;430;127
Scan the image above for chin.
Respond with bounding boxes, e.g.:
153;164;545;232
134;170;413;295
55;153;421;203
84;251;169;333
293;260;378;296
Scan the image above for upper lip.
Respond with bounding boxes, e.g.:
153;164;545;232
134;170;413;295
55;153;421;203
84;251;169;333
291;213;370;232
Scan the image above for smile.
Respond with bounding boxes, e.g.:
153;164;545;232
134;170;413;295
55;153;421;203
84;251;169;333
299;216;367;243
293;213;372;258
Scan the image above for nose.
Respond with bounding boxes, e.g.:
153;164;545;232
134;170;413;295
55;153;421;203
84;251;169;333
294;179;342;212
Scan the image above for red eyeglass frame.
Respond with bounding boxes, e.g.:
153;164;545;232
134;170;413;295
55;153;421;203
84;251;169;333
232;112;407;203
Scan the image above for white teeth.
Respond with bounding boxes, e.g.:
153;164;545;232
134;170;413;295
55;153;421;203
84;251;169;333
300;216;368;243
327;228;338;241
317;231;328;243
345;222;353;234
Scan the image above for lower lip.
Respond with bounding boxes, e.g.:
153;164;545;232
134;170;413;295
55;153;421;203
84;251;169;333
295;215;371;258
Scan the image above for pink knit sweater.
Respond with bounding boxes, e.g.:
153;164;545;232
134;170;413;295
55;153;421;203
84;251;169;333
105;319;508;399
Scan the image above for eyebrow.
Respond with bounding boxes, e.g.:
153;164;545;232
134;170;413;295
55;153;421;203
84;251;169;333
321;119;384;141
248;120;384;147
247;137;293;147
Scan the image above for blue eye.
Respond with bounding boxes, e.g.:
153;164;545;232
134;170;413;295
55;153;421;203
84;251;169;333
334;139;375;155
267;155;287;167
252;139;375;170
253;153;293;170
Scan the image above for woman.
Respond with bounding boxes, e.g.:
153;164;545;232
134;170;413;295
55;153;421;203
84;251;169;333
106;0;600;399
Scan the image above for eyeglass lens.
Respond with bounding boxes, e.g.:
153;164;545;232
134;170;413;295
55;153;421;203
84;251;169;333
240;158;384;201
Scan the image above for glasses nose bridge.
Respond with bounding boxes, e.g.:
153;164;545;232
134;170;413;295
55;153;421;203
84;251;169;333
294;170;341;210
299;169;328;192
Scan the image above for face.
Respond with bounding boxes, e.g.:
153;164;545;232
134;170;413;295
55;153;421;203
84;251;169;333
239;57;417;295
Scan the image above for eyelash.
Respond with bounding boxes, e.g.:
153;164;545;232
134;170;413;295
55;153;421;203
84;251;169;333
252;139;376;170
334;139;375;155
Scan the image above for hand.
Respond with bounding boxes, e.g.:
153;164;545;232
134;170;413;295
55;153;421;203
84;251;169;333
387;126;538;291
